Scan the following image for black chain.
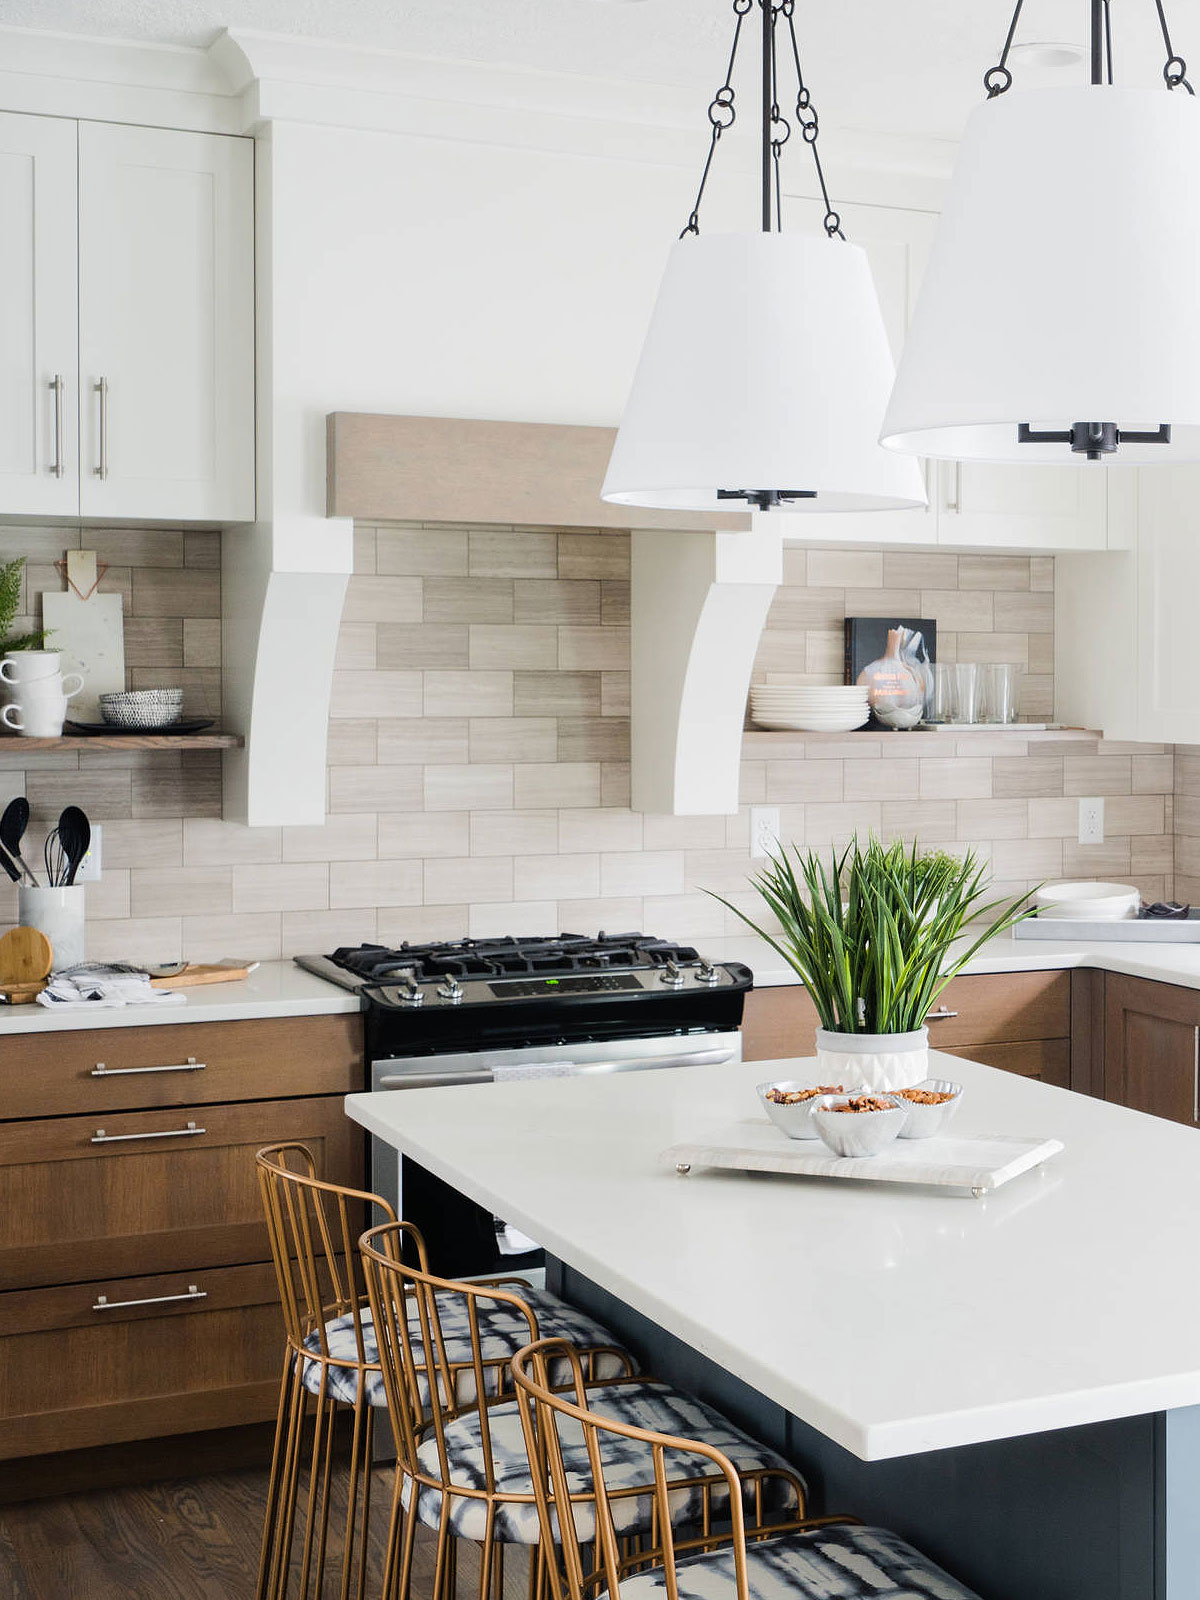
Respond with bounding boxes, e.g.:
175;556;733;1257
679;0;845;241
781;0;843;237
1155;0;1195;92
680;0;752;237
984;0;1025;96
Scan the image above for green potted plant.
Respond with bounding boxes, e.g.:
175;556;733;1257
0;557;50;657
715;837;1034;1089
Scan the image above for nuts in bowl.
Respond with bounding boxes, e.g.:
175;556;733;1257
893;1079;963;1140
811;1093;908;1158
758;1081;857;1140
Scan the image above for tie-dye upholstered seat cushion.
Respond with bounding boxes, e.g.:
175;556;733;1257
617;1525;981;1600
404;1379;803;1544
299;1283;630;1407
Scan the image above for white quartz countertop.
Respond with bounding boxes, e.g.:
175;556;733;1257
0;960;363;1034
712;929;1200;991
347;1052;1200;1463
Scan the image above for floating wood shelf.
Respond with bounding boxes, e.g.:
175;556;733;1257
742;726;1096;750
0;734;243;753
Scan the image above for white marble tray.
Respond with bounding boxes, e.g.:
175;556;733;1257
662;1121;1064;1197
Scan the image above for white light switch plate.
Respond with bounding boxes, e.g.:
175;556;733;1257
74;823;102;883
750;806;780;859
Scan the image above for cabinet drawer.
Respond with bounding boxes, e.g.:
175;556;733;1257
0;1095;362;1291
0;1261;281;1459
740;971;1071;1065
925;972;1070;1047
937;1038;1071;1087
0;1013;364;1120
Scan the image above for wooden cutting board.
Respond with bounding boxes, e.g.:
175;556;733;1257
148;963;253;989
0;927;53;1002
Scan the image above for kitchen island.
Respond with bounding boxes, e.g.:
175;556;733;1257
348;1050;1200;1600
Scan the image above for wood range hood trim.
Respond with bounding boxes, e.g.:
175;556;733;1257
326;412;779;816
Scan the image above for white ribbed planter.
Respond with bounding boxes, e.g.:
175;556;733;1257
815;1026;930;1092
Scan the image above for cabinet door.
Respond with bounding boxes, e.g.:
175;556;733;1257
936;460;1109;552
78;121;254;523
1133;467;1200;744
0;113;78;517
1104;973;1200;1125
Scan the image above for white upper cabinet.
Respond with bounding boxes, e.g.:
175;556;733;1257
776;199;1111;553
934;458;1110;551
78;123;254;523
0;115;253;525
0;113;79;518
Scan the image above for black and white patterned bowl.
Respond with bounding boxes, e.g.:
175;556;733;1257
99;689;185;729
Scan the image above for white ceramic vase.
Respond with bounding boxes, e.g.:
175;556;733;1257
19;885;85;970
815;1026;930;1092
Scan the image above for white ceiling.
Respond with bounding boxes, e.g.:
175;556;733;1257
2;0;1198;140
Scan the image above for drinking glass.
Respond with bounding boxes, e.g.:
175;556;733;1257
954;663;980;725
928;663;957;724
981;663;1021;724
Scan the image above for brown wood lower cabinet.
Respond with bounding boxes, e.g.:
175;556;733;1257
0;1263;282;1459
0;1011;364;1467
740;970;1072;1087
1104;973;1200;1126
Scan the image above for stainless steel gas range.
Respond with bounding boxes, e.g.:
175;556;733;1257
296;933;753;1275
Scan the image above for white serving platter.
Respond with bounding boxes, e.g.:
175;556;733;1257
661;1120;1064;1197
1014;910;1200;942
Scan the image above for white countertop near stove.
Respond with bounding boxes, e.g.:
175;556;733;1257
0;960;363;1034
346;1049;1200;1463
716;928;1200;991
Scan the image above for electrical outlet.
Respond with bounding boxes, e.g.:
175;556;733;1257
749;806;780;860
1078;798;1104;846
74;823;102;882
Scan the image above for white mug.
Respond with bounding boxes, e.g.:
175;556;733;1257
16;670;83;702
0;650;64;685
2;695;69;738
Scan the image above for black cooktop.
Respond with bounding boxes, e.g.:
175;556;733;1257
328;933;702;985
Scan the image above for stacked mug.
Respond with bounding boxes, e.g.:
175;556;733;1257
0;651;84;738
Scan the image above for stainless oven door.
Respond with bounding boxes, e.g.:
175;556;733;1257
366;1029;742;1233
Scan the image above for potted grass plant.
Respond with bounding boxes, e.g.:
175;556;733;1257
715;837;1034;1089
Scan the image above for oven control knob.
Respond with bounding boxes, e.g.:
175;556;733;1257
396;977;425;1006
696;959;719;985
436;977;464;1003
660;960;686;988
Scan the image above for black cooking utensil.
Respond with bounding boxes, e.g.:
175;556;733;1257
44;826;64;887
0;797;37;887
57;806;91;887
0;837;20;884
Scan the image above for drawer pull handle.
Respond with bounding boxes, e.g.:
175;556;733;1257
927;1008;960;1021
93;1285;207;1312
91;1057;205;1077
91;1120;205;1144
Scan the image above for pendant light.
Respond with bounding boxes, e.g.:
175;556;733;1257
601;1;926;514
882;0;1200;464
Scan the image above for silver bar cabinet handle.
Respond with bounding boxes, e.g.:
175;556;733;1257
1193;1026;1198;1123
94;376;108;479
91;1120;205;1144
946;461;963;514
927;1007;960;1021
93;1285;206;1313
49;374;65;478
91;1057;205;1078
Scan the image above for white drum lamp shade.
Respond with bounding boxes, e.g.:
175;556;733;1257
882;85;1200;463
602;231;927;511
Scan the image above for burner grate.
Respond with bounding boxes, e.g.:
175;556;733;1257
330;934;701;984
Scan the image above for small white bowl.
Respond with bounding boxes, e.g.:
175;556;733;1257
811;1094;908;1158
757;1080;861;1140
1034;881;1139;920
893;1079;963;1140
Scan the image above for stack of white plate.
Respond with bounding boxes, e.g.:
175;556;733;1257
749;685;871;732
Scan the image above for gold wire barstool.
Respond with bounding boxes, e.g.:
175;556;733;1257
509;1338;985;1600
359;1223;806;1600
256;1143;396;1600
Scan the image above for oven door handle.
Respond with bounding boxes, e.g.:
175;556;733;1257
376;1045;737;1091
377;1069;497;1090
572;1046;738;1074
